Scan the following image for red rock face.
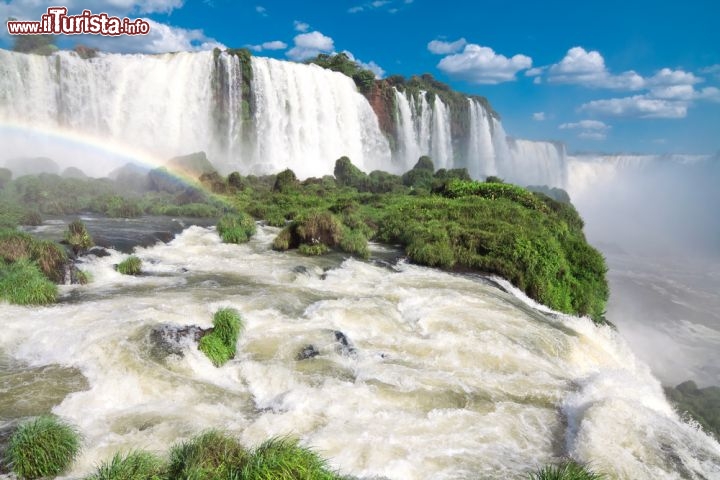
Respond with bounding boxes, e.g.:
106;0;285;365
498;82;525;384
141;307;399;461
364;81;396;142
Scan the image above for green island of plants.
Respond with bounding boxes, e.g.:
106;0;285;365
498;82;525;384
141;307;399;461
665;380;720;440
116;256;142;276
216;156;608;323
199;308;244;367
529;460;605;480
216;212;257;244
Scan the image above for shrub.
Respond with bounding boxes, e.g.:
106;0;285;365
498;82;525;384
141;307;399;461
529;461;605;480
242;437;339;480
272;227;294;251
199;308;243;367
66;219;94;255
85;451;166;480
334;156;367;189
0;259;58;305
168;430;248;480
0;229;34;262
117;256;142;276
273;169;299;193
295;211;343;247
217;213;256;244
5;415;81;479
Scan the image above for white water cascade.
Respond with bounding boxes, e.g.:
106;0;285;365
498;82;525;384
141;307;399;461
0;49;391;177
392;87;569;187
250;57;390;178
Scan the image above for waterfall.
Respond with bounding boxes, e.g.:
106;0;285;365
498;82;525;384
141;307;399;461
466;99;496;179
430;97;453;169
250;57;390;178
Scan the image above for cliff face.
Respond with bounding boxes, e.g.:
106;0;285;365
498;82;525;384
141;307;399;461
364;80;397;149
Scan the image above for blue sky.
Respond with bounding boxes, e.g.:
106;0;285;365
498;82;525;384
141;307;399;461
2;0;719;154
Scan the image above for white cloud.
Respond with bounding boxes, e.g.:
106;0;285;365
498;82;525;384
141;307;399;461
293;20;310;32
580;95;688;119
547;46;645;90
647;68;702;86
697;86;720;102
649;84;696;100
348;0;409;13
286;31;334;61
78;18;224;53
532;112;545;121
348;6;364;13
437;44;532;84
343;50;385;79
700;64;720;79
559;120;609;130
427;38;466;55
255;5;267;16
247;40;288;52
525;67;544;77
578;131;607;141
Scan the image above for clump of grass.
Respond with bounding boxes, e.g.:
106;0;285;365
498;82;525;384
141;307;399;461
5;415;81;479
241;437;340;480
0;259;58;305
116;256;142;276
199;308;243;367
32;240;68;283
529;461;605;480
85;451;166;480
76;269;91;285
65;219;94;255
0;228;34;262
217;213;256;244
339;227;369;259
272;227;294;251
298;243;330;256
167;430;248;480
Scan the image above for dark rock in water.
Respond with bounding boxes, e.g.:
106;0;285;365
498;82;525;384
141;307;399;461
149;324;209;359
293;265;309;275
334;330;357;357
62;263;87;285
84;246;111;258
296;344;320;360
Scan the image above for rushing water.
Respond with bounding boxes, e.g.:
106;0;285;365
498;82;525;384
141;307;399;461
1;221;719;479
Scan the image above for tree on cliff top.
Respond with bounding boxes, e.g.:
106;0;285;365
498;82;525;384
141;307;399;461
309;53;376;94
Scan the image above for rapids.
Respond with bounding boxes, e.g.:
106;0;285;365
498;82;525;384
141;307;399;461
1;222;718;479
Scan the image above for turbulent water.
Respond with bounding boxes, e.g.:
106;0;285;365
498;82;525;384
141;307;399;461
0;48;566;186
1;221;719;479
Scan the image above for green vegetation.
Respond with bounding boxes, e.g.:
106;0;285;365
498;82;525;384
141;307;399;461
529;461;605;480
310;52;376;94
216;213;256;244
242;437;340;480
0;258;58;305
168;430;248;480
199;308;243;367
225;157;608;322
665;380;720;440
65;219;94;255
116;256;142;276
10;28;58;55
4;415;81;479
85;451;166;480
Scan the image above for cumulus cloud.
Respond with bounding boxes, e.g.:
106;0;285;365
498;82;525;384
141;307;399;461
547;47;645;90
247;40;287;52
427;38;467;55
437;44;532;84
293;20;310;32
525;67;544;77
255;5;267;16
286;31;334;61
578;131;607;141
580;96;688;119
76;18;224;53
700;64;720;79
532;112;546;121
647;68;702;86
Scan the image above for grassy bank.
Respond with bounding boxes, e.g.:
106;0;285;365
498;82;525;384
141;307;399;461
219;158;608;323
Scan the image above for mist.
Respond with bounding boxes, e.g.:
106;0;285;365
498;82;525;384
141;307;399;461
568;154;720;387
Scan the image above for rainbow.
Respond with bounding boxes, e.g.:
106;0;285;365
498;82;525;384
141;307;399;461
0;120;223;198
